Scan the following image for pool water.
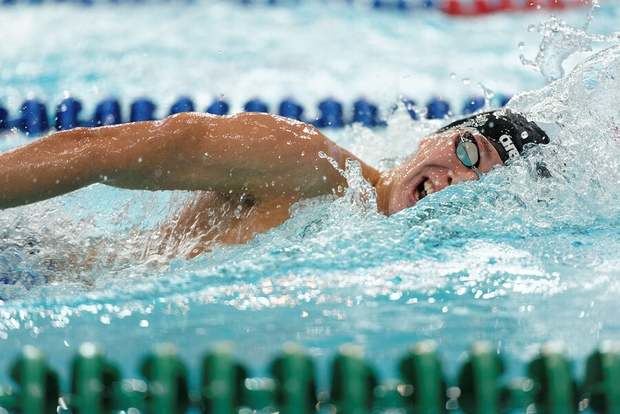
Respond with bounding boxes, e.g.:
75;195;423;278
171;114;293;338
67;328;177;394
1;0;620;386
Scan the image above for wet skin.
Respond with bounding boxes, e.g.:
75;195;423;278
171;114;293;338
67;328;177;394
0;112;503;257
375;128;503;215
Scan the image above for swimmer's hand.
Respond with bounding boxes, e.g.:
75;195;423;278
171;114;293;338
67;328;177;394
0;112;379;209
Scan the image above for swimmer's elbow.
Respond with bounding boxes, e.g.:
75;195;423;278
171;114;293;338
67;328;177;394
160;111;212;132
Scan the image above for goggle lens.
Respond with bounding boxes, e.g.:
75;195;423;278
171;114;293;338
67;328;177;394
456;132;480;168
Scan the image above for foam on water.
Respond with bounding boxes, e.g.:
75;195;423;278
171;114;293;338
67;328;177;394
0;4;619;379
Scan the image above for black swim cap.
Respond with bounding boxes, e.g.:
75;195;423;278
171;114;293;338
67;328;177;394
437;109;550;163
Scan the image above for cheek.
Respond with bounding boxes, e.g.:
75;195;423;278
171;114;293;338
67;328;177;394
479;154;503;173
448;168;477;185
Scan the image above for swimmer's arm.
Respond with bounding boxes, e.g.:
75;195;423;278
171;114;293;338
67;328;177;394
0;126;105;209
0;112;379;209
104;112;377;198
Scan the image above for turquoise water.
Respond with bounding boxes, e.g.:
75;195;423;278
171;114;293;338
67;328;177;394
1;0;620;387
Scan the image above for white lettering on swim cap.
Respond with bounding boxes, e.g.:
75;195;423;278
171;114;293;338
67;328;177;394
499;134;519;159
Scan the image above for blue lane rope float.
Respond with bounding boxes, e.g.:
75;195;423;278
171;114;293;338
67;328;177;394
206;99;230;116
352;98;384;128
0;94;511;137
315;98;345;128
399;98;418;120
55;97;82;131
243;98;270;113
93;98;122;127
0;105;8;130
462;95;486;115
169;96;195;115
278;98;304;121
130;98;157;122
19;100;49;135
426;97;451;120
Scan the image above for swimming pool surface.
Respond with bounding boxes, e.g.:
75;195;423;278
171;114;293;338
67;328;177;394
1;0;620;387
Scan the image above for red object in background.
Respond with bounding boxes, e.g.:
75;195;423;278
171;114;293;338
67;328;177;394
440;0;590;15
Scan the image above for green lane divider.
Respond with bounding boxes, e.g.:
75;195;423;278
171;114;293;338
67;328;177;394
201;343;247;413
330;345;378;414
583;341;620;413
7;346;60;414
528;343;578;414
270;343;317;414
399;340;446;413
70;343;120;413
1;341;619;413
457;342;505;414
141;344;190;414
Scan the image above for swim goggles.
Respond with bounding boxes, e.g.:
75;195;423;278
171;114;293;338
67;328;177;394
455;131;481;176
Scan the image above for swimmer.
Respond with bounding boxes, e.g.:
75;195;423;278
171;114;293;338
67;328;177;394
0;108;548;257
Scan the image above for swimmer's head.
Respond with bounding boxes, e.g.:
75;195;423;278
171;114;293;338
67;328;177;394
436;109;550;163
376;109;550;215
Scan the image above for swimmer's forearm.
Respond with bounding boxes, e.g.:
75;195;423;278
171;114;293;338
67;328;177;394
0;120;171;209
0;128;101;209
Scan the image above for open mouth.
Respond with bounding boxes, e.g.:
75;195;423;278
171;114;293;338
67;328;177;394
414;177;435;202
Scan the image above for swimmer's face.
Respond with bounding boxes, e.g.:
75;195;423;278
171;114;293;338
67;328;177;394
377;128;503;215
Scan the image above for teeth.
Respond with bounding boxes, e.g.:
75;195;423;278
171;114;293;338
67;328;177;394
424;180;434;195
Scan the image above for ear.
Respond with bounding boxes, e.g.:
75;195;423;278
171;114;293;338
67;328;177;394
535;161;552;178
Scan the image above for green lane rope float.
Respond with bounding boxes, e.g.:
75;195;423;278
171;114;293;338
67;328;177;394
1;340;619;413
330;345;378;414
457;342;505;414
5;346;60;414
399;340;447;414
70;343;120;414
270;343;317;414
201;343;247;414
527;343;578;414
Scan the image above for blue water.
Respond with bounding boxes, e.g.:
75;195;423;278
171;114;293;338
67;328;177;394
1;0;620;389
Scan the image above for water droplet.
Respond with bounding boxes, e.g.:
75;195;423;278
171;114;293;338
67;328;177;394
521;131;529;138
